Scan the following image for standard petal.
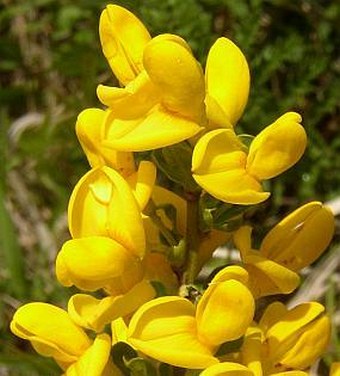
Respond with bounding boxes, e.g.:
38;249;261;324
200;362;253;376
260;201;334;271
10;303;90;364
258;302;288;333
246;112;307;180
205;37;250;127
103;105;203;152
99;5;150;85
143;34;206;123
56;236;143;293
196;279;255;347
128;296;218;368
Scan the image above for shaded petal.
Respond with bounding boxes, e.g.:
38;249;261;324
96;71;160;118
126;161;157;211
103;105;203;152
205;37;250;127
278;315;330;370
269;372;308;376
99;5;150;85
65;334;119;376
330;363;340;376
197;278;255;347
200;362;253;376
240;326;264;376
68;280;155;332
258;302;288;334
193;169;269;205
260;201;334;271
128;296;218;368
233;226;253;260
192;129;246;175
209;265;250;285
266;303;329;369
246;112;307;180
242;253;300;298
68;167;145;257
56;236;143;293
10;303;90;364
144;34;205;123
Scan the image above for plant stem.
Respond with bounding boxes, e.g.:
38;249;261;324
183;193;200;285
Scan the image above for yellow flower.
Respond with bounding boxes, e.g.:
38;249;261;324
76;108;157;210
10;303;119;374
233;201;334;298
200;362;253;376
192;112;306;205
240;301;331;374
97;5;205;151
127;266;254;369
205;37;250;129
67;166;145;257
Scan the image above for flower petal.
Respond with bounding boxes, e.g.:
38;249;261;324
192;129;246;175
246;112;307;180
242;253;300;298
126;161;157;211
56;236;143;293
196;278;255;347
200;362;253;376
68;167;145;257
205;37;250;127
68;280;155;332
10;303;90;364
65;334;116;376
143;34;206;123
103;105;203;152
193;169;269;205
128;296;218;368
96;70;160;119
99;5;150;85
260;201;334;271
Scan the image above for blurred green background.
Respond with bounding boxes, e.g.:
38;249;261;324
0;0;339;374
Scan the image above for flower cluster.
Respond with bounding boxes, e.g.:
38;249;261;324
11;4;337;376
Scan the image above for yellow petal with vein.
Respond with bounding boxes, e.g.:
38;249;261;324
99;5;150;85
205;37;250;127
260;201;334;271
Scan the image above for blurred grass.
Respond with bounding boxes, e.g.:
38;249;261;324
0;0;339;374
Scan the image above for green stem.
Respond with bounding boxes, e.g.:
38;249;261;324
144;199;178;247
183;194;200;285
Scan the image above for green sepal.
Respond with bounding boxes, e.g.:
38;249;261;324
152;142;199;192
125;357;158;376
111;342;138;376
